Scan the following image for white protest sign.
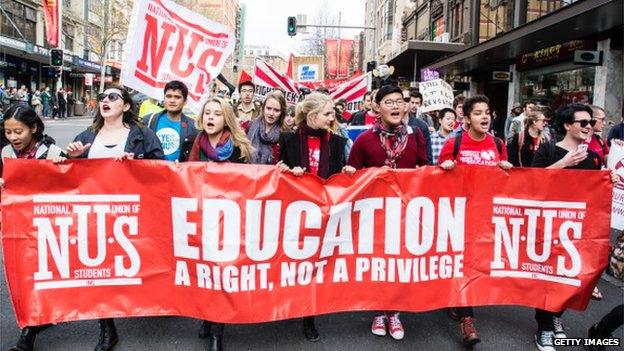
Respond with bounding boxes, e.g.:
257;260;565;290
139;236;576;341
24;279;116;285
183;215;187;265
608;142;624;230
121;0;235;113
419;79;454;113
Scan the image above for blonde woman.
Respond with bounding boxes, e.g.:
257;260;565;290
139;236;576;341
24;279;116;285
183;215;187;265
507;110;547;167
189;97;254;162
191;97;254;351
277;92;355;342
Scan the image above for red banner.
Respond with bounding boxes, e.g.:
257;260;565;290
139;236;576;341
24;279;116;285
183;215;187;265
1;159;611;327
42;0;59;47
338;39;353;77
325;39;339;77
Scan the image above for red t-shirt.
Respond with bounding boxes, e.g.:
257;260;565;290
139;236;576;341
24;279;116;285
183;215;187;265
342;111;353;122
307;136;321;174
584;135;609;165
364;112;377;127
438;133;508;166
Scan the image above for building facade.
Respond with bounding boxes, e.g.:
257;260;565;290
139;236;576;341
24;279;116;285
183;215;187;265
241;45;288;76
1;0;123;106
375;0;622;133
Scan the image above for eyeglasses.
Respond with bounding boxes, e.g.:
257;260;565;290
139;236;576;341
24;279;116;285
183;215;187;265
382;99;406;107
97;92;123;102
572;119;597;128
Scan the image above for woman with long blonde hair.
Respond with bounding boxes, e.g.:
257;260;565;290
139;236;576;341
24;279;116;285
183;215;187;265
189;97;255;162
277;92;355;342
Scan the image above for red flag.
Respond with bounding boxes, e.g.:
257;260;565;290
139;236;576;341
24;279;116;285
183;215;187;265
42;0;59;47
286;53;294;78
238;70;253;86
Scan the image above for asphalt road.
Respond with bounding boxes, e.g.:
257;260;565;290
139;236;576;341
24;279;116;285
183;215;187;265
1;118;622;350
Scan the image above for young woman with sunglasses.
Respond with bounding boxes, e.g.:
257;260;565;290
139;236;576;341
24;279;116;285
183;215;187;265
64;85;163;351
191;97;254;351
66;85;163;161
530;103;618;351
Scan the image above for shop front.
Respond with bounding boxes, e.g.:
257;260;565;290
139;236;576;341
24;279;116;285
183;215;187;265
516;40;598;112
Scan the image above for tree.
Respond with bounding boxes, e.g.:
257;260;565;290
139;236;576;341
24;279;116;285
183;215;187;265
298;1;339;57
84;0;133;92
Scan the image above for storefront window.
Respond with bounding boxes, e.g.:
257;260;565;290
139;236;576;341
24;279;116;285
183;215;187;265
521;66;595;112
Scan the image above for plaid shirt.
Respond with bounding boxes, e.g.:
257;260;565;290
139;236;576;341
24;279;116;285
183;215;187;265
431;130;451;165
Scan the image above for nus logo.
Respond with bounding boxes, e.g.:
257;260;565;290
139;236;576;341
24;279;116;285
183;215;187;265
32;195;142;290
489;198;584;287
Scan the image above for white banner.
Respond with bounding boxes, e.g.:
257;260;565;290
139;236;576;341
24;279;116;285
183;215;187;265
253;58;301;105
608;143;624;230
329;73;371;113
121;0;235;113
419;79;454;113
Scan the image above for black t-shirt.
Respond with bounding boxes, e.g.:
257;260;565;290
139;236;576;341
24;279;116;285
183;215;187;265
531;143;602;170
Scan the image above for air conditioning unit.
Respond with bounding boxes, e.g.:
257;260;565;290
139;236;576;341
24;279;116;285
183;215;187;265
573;50;602;65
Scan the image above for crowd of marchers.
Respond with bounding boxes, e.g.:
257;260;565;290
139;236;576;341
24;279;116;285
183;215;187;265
0;77;623;351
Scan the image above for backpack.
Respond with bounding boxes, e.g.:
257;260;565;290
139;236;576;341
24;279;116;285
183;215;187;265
452;131;503;160
608;230;624;281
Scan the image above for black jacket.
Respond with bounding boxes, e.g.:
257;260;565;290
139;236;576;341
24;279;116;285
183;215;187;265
73;124;164;160
507;129;540;167
278;131;347;179
142;111;198;162
350;109;367;126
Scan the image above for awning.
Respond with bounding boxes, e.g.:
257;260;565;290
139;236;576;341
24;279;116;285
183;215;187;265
387;40;466;81
427;0;623;75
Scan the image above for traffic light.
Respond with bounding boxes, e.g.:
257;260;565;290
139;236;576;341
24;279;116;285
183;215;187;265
287;16;297;36
50;49;64;67
53;67;62;78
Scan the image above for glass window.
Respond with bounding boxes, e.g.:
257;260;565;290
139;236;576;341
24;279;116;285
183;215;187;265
479;0;515;42
527;0;578;22
521;66;596;112
386;0;395;40
450;0;464;39
0;0;36;43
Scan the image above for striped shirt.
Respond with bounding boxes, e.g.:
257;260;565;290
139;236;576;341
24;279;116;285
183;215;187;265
431;130;451;165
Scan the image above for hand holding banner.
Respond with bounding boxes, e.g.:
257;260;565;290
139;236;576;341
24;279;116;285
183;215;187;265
121;0;235;112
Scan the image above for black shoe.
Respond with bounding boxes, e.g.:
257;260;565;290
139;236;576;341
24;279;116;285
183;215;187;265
585;324;608;351
198;321;211;339
303;317;319;342
94;319;118;351
206;335;223;351
7;325;49;351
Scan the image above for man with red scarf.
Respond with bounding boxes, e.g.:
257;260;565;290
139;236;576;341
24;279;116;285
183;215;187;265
347;85;427;341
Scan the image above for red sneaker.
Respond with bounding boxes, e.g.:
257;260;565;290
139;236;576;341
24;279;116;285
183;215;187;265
460;317;481;347
387;312;404;340
371;315;387;336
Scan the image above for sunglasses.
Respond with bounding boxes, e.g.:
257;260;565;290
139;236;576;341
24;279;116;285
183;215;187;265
97;92;123;102
572;119;597;128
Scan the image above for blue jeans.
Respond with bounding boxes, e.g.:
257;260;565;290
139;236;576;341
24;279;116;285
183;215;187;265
43;101;51;117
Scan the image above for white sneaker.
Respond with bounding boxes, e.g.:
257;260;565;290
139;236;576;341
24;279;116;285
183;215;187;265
535;331;556;351
387;312;404;340
553;317;566;338
371;315;387;336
